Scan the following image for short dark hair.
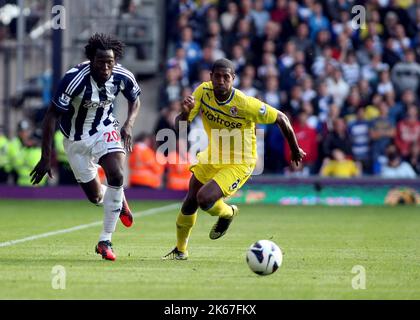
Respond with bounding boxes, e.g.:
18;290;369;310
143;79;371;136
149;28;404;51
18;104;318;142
211;58;235;75
85;33;125;61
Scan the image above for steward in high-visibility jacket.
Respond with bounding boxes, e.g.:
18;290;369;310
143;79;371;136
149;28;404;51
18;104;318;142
129;135;164;189
15;145;46;186
54;130;77;185
165;149;191;191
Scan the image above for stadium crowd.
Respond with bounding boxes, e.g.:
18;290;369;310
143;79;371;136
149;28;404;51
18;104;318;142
156;0;420;180
2;0;420;189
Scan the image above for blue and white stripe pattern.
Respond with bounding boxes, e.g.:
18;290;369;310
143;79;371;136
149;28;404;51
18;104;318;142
52;62;141;141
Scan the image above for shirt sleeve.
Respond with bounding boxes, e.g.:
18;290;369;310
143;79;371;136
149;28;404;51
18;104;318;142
245;96;278;124
187;82;205;122
121;70;141;102
51;68;83;113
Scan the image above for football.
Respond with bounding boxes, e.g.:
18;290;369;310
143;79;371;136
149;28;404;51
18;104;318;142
246;240;283;276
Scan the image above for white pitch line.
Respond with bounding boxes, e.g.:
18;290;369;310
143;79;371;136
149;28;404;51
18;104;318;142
0;203;180;248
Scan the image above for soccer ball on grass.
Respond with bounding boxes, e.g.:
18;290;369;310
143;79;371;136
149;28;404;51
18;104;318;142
246;240;283;276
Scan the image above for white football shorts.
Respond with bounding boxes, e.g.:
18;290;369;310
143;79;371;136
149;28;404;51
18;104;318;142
63;125;126;183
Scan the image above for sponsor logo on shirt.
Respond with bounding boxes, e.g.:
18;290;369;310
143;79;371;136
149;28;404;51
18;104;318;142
259;104;267;115
83;99;113;109
202;109;242;129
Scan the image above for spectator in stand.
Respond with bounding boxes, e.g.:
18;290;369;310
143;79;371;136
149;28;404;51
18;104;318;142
159;67;183;110
239;74;259;97
178;26;202;70
322;117;353;160
290;22;312;54
340;86;363;123
312;46;336;79
129;133;164;189
298;0;314;22
230;43;247;75
348;107;372;174
301;77;316;103
270;0;288;24
308;3;330;41
370;101;396;173
283;62;307;92
278;40;297;72
357;37;380;67
361;53;389;86
391;49;420;95
341;51;361;86
281;0;302;39
167;46;189;86
312;81;334;124
382;37;402;69
284;85;303;117
320;148;361;178
376;70;394;96
257;52;278;81
220;1;239;35
250;0;270;38
262;75;281;109
379;143;417;179
395;104;420;160
325;67;350;109
385;90;404;126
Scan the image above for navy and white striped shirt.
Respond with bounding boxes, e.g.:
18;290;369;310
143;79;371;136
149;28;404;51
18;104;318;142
52;62;141;141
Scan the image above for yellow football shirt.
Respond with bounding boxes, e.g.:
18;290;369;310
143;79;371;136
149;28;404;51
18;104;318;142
321;160;360;178
188;81;278;165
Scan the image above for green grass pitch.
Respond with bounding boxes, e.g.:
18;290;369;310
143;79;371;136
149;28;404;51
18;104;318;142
0;199;419;299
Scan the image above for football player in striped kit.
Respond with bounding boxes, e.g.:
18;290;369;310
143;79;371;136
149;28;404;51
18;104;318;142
31;33;141;261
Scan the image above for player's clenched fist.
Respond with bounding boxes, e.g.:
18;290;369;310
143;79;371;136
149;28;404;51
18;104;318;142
182;95;195;114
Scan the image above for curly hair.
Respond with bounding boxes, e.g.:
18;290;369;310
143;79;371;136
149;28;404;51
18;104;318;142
84;33;125;61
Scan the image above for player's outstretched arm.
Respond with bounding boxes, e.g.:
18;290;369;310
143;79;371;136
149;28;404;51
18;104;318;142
30;104;59;184
275;111;306;166
121;97;141;153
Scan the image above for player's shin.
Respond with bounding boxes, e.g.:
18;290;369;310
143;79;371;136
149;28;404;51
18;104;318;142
204;198;233;218
176;211;197;253
99;185;123;241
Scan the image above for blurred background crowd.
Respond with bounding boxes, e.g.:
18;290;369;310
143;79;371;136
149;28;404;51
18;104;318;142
1;0;420;189
157;0;420;182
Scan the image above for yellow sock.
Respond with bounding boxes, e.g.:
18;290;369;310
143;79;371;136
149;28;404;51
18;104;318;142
205;199;233;218
176;211;197;253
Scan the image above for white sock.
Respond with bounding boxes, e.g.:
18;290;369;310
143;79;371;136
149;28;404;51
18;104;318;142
99;185;123;242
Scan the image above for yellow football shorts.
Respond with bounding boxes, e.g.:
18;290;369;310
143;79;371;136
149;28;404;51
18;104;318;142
190;161;255;197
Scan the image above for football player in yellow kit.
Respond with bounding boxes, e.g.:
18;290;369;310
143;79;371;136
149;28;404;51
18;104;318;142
163;58;306;260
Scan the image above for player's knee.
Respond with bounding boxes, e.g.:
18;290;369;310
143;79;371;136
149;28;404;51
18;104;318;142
196;190;216;211
106;170;124;187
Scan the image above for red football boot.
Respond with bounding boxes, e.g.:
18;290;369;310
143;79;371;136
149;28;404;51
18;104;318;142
95;240;116;261
119;195;133;227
